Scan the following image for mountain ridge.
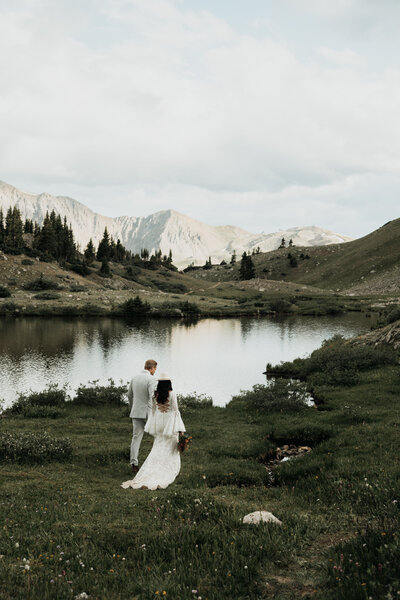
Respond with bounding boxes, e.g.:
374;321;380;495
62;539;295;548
0;180;352;267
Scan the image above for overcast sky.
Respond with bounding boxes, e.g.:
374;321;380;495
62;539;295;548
1;0;400;237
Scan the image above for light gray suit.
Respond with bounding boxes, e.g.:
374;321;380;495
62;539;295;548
128;369;157;466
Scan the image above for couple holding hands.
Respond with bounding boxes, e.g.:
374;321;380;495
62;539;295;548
121;359;186;491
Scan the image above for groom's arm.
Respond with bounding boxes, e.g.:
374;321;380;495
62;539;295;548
127;380;134;412
147;377;156;411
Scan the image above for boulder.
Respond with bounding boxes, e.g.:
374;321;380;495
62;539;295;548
242;511;282;526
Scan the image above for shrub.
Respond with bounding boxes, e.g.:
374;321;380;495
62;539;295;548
230;380;310;413
7;385;67;415
269;299;292;313
0;432;72;463
0;286;11;298
72;380;128;406
179;300;201;316
71;261;91;276
23;275;60;291
22;405;66;419
21;258;34;265
156;281;188;294
120;296;151;318
124;265;141;281
33;291;61;300
386;306;400;324
177;393;213;411
0;301;17;314
269;335;398;386
99;259;112;278
80;303;105;315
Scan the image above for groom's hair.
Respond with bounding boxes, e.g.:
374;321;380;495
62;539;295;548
144;359;157;370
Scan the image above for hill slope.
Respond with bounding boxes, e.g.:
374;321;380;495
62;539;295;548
190;218;400;295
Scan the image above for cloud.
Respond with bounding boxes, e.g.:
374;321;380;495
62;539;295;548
0;0;399;237
318;47;364;67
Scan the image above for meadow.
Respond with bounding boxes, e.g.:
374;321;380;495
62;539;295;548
0;337;399;599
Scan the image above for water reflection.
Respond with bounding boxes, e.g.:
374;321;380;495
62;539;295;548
0;314;375;407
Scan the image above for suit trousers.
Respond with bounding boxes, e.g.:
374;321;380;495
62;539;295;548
130;418;146;465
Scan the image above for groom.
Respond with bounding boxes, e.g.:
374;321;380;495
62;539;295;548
128;359;158;474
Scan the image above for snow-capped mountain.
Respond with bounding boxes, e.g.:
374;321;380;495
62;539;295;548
0;181;352;267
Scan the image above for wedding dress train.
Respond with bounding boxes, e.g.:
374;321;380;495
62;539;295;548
121;390;185;490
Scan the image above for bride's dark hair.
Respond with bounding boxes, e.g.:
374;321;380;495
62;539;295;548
155;380;172;404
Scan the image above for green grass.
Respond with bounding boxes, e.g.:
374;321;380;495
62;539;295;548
0;361;399;598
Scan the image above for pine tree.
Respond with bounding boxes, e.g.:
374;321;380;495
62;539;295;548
230;250;236;265
0;209;4;249
97;228;111;261
99;258;111;277
115;239;125;262
239;252;255;280
37;212;57;257
279;237;286;249
203;256;212;270
140;248;149;261
24;218;33;234
4;207;24;253
84;239;96;265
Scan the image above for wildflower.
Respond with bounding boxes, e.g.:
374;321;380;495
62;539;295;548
381;532;386;536
15;543;19;548
162;593;167;597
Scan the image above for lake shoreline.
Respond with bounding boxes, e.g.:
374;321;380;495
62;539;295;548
0;293;382;319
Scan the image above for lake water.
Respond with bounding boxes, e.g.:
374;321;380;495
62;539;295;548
0;314;375;408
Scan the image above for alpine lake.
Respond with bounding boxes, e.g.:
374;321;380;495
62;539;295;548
0;312;376;408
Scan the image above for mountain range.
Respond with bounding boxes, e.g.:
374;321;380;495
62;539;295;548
0;181;352;267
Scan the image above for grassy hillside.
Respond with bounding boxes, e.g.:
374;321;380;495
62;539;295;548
190;218;400;295
0;333;399;599
1;251;374;318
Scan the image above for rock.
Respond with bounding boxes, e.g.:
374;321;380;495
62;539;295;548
243;511;282;526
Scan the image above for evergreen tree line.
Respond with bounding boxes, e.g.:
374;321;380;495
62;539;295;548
0;206;175;273
0;207;76;261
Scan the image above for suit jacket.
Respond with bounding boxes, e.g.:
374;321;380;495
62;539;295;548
128;369;157;419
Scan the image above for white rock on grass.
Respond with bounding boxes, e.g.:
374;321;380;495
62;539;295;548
243;511;282;526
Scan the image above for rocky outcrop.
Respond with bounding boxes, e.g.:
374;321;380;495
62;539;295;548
352;320;400;350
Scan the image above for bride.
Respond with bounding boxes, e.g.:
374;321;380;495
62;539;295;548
121;373;186;490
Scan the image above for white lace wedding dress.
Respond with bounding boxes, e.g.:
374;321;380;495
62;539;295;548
121;391;185;490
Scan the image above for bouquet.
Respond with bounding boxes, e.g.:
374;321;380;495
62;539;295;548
177;432;192;453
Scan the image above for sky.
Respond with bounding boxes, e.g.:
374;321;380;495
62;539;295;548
1;0;400;237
